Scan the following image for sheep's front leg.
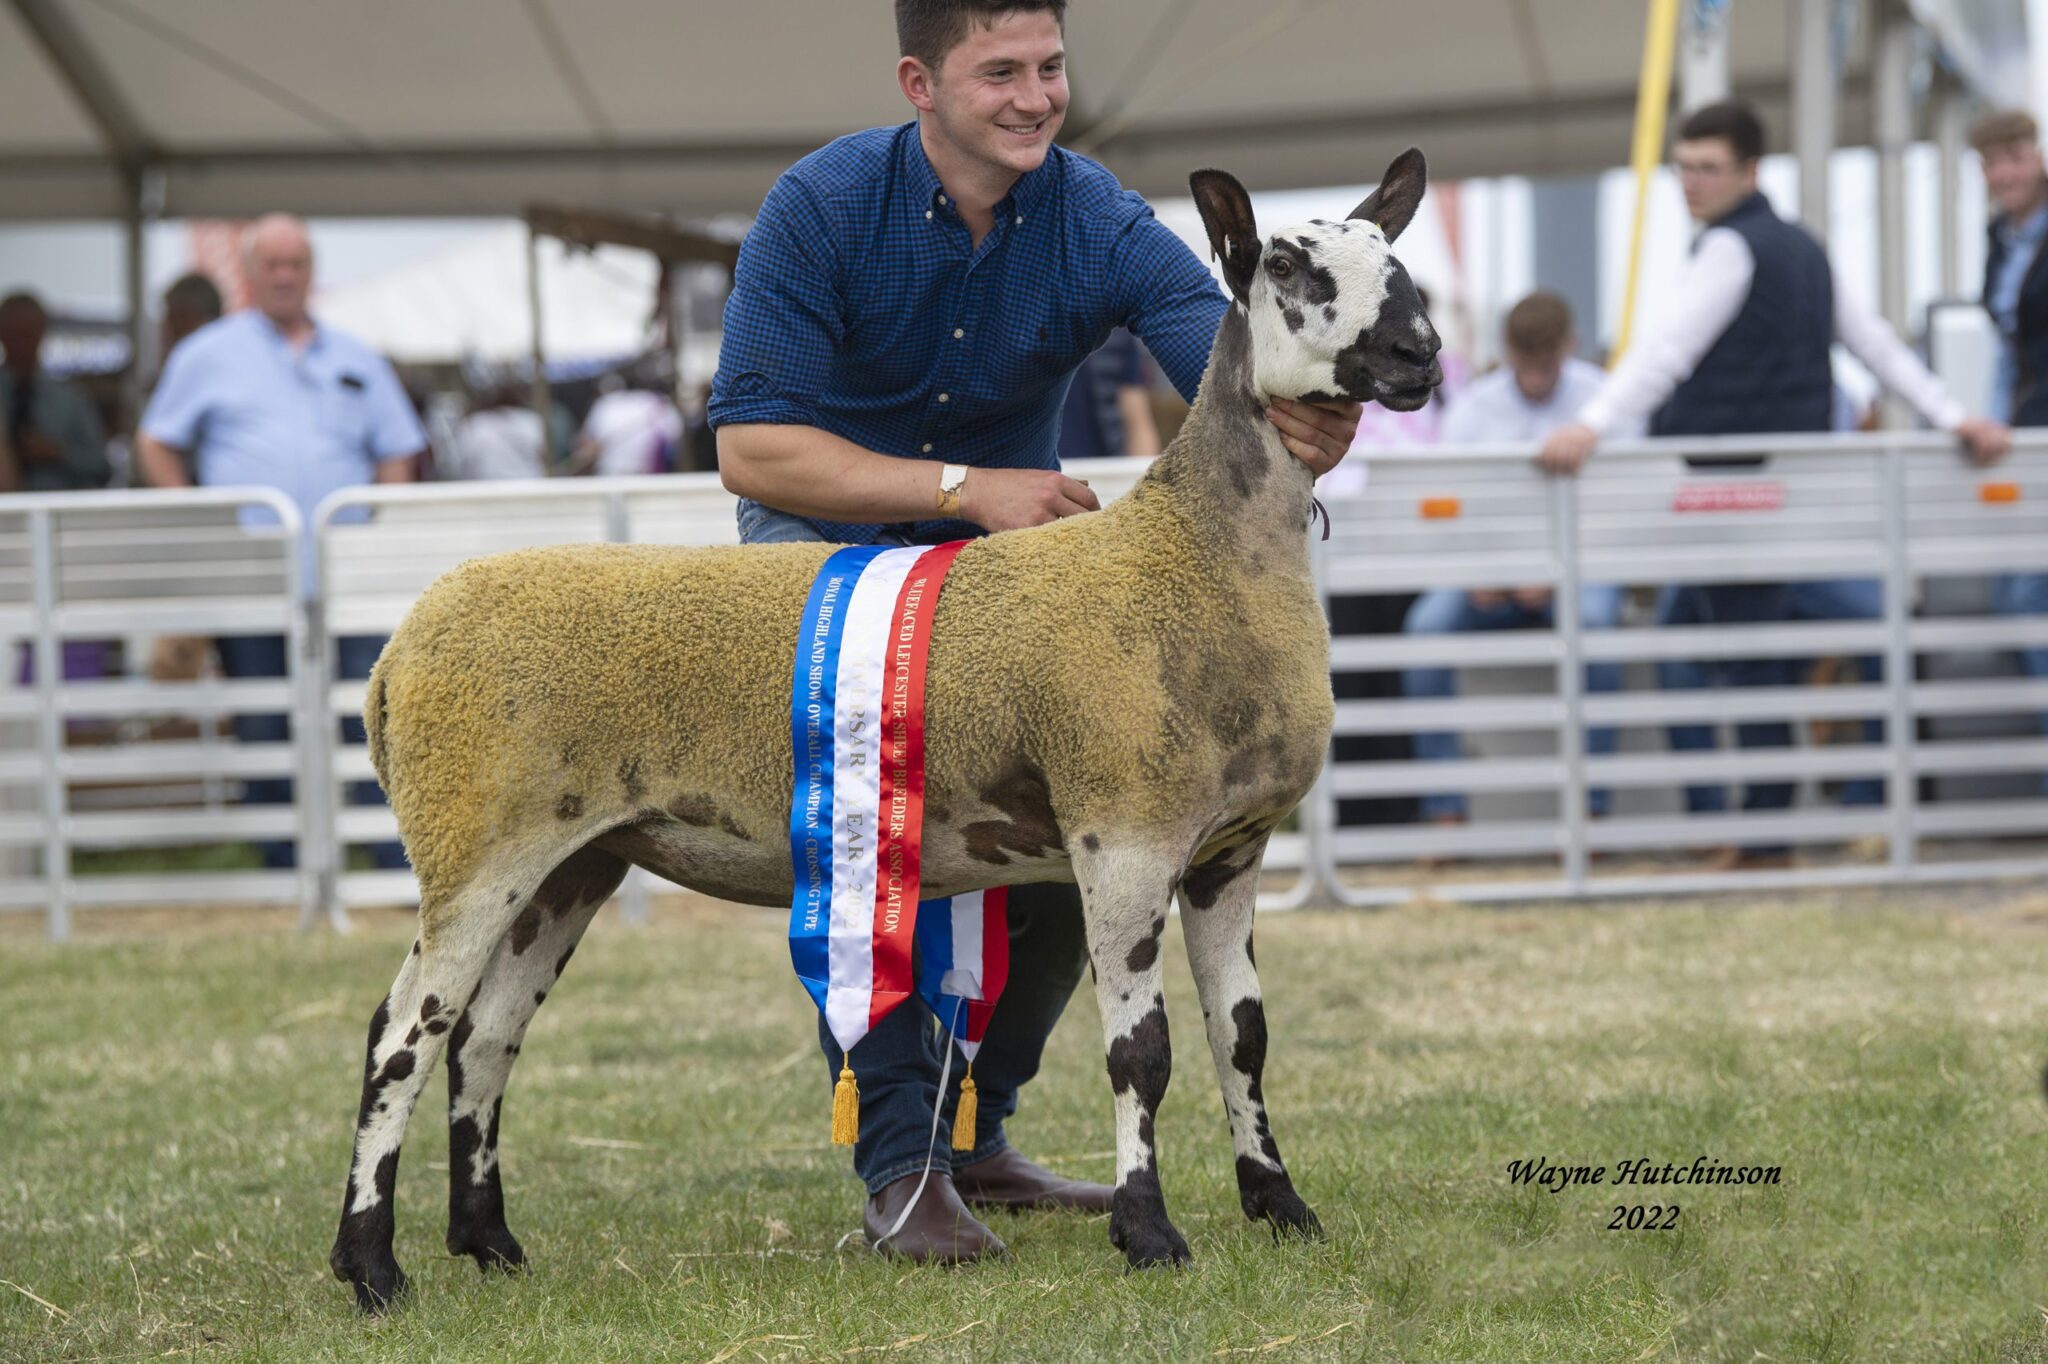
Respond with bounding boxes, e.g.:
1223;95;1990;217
1074;841;1190;1269
1180;839;1320;1239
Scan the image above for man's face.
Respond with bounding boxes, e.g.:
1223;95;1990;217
1675;137;1758;223
1509;343;1569;403
0;305;44;373
246;230;313;327
913;10;1068;182
1982;139;2048;220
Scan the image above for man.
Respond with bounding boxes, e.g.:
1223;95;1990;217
710;0;1361;1262
1536;100;2008;863
0;292;110;493
1974;109;2048;787
136;215;423;871
160;272;224;358
1057;328;1161;460
1406;291;1639;830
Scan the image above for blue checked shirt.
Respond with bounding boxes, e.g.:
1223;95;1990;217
709;121;1228;544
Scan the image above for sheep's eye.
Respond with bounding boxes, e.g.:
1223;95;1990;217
1268;256;1294;280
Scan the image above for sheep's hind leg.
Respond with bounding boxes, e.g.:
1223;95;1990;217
1179;837;1320;1240
445;845;627;1273
329;903;507;1313
1074;840;1190;1269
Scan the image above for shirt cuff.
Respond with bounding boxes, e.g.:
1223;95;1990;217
705;396;818;430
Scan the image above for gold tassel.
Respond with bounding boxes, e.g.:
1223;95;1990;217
831;1058;860;1146
951;1070;978;1152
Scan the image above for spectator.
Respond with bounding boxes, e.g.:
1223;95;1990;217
1974;108;2048;791
160;272;223;358
0;292;110;493
442;386;550;481
1404;291;1639;830
1057;328;1160;459
570;372;682;476
135;214;423;872
1536;99;2009;867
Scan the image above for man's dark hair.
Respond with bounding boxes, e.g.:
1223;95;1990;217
0;291;44;321
896;0;1066;71
1678;99;1767;163
163;272;223;323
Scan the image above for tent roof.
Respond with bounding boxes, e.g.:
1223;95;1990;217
0;0;2026;222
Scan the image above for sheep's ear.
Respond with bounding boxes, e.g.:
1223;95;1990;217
1189;169;1260;304
1349;148;1427;243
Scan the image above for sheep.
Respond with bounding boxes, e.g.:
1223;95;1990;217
328;149;1442;1309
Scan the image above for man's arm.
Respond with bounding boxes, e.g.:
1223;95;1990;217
1832;282;2011;465
718;423;1097;532
1539;228;1755;473
134;433;192;488
1115;386;1162;457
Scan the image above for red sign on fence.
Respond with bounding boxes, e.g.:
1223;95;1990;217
1671;481;1787;514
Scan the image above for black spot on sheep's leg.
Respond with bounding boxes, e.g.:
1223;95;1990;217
1182;852;1256;911
1227;997;1319;1239
446;1002;522;1273
1104;999;1189;1268
1125;916;1164;974
555;793;583;821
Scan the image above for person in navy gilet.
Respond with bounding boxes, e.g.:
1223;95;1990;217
1536;100;2008;867
1974;108;2048;789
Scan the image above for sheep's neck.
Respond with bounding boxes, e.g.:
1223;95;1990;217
1142;304;1318;574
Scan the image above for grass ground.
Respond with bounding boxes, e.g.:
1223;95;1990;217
7;888;2048;1362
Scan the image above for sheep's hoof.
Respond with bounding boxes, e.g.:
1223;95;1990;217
1236;1158;1323;1240
340;1257;410;1315
448;1222;526;1275
1108;1188;1192;1269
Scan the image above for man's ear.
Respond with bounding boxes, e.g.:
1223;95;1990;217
1189;169;1260;305
1349;148;1427;243
898;55;937;114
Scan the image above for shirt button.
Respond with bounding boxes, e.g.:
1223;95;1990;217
953;328;964;339
938;194;948;206
925;210;933;220
1015;215;1024;225
922;443;933;453
937;393;950;403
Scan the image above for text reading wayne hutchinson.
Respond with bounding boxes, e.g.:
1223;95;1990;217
1507;1156;1782;1194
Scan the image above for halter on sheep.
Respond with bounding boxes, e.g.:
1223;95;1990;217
328;149;1440;1309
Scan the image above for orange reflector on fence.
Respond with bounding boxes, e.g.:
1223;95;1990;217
1981;482;2021;504
1419;497;1462;520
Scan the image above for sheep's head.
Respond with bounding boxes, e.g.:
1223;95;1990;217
1190;150;1442;411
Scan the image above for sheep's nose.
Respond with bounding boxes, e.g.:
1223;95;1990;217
1391;336;1436;368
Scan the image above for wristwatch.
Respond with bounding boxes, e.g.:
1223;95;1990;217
935;462;969;519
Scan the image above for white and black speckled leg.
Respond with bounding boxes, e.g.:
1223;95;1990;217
443;847;625;1273
1071;838;1190;1270
1179;837;1320;1241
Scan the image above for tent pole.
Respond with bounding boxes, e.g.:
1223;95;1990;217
1790;0;1836;244
121;167;148;456
1611;0;1681;365
526;222;553;461
1934;72;1967;299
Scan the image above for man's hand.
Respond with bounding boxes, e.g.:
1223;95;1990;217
958;467;1100;533
1467;590;1507;611
16;431;61;465
1539;422;1598;475
1511;586;1554;612
1956;417;2013;467
1267;398;1363;478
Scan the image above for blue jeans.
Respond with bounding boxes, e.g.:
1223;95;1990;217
741;499;1093;1191
1656;579;1886;832
1401;586;1626;820
1992;572;2048;794
216;633;407;871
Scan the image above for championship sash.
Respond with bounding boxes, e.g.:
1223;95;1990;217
788;541;1004;1147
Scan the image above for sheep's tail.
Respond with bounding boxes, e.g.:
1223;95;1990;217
363;663;393;789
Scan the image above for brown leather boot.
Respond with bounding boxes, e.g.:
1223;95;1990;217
863;1172;1005;1264
953;1147;1114;1213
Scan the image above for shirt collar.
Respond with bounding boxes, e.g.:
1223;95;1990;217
898;118;1055;224
2003;202;2048;248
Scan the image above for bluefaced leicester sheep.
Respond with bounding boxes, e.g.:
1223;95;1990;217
329;149;1441;1309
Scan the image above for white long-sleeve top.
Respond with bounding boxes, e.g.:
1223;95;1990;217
1577;226;1967;437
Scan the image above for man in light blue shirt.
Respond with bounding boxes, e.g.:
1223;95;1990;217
138;214;423;870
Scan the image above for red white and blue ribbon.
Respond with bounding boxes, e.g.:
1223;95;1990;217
915;887;1009;1062
788;541;994;1060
